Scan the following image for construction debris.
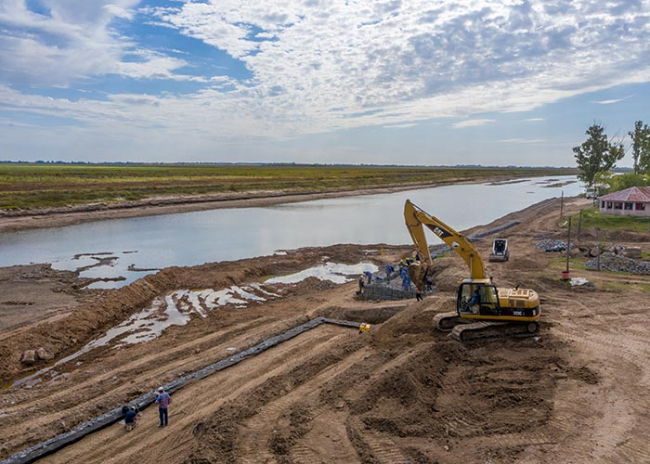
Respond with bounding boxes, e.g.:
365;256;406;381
569;277;595;287
535;239;568;252
585;253;650;274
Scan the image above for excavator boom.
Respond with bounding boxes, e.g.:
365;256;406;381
404;200;486;280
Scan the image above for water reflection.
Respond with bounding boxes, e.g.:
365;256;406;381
0;176;581;288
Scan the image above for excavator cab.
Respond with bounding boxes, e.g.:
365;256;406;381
457;283;500;316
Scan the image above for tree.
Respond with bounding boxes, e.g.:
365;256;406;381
628;121;650;174
573;124;625;187
598;171;650;193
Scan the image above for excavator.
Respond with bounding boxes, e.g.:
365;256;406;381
404;200;541;341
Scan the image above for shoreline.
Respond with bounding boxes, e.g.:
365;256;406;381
0;178;489;233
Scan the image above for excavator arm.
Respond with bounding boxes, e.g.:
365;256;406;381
404;200;486;280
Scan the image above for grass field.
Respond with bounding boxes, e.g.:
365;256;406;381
0;163;576;209
567;207;650;232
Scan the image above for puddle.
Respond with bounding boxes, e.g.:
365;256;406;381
52;251;159;289
266;262;378;284
11;262;375;389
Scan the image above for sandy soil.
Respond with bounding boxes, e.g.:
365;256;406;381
2;196;650;463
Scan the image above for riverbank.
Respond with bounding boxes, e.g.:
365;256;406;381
0;174;569;233
0;181;445;233
3;195;650;463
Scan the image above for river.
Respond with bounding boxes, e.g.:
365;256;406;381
0;176;581;288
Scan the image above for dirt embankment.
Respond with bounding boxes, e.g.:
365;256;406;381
2;196;650;463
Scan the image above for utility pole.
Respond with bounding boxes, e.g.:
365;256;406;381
577;210;583;241
562;216;571;280
597;227;601;272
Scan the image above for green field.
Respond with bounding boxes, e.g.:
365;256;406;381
567;207;650;232
0;163;576;209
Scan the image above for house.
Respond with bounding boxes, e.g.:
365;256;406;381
599;186;650;217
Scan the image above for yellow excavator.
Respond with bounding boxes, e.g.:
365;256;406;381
404;200;541;341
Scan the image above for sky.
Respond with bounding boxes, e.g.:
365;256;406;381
0;0;649;166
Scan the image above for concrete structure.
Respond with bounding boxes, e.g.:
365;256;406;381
599;187;650;217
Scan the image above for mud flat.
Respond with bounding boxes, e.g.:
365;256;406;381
2;196;650;463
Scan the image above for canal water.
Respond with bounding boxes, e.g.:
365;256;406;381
0;176;581;288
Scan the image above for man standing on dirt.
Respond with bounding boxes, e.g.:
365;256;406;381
155;386;172;427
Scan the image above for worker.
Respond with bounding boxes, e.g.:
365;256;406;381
155;386;172;427
385;263;394;281
357;275;365;295
402;273;411;291
364;270;372;284
468;289;481;313
124;405;139;431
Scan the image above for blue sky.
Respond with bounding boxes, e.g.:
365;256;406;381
1;0;649;166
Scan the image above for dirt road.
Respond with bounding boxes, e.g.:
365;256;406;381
2;196;650;463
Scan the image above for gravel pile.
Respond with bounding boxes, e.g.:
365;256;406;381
535;239;568;252
585;253;650;274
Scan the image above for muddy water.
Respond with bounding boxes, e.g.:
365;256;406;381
0;176;581;288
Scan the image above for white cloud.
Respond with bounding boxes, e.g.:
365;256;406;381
595;95;633;105
2;0;650;161
384;123;418;129
453;119;495;129
138;0;650;135
0;0;197;86
523;118;545;122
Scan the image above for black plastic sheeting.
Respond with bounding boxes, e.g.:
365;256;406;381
0;317;361;464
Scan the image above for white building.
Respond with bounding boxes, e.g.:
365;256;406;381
599;186;650;217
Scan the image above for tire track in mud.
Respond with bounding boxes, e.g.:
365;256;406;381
546;284;650;464
349;417;409;464
237;346;428;463
237;346;374;463
285;349;422;464
551;324;650;464
327;347;435;463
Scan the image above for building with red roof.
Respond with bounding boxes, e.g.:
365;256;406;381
599;186;650;217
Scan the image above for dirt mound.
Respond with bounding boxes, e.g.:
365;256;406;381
507;256;545;272
430;258;466;292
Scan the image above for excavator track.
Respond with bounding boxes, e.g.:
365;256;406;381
451;320;539;342
432;312;466;332
434;312;540;341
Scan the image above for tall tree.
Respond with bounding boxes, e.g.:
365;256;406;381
573;124;625;187
628;121;650;174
